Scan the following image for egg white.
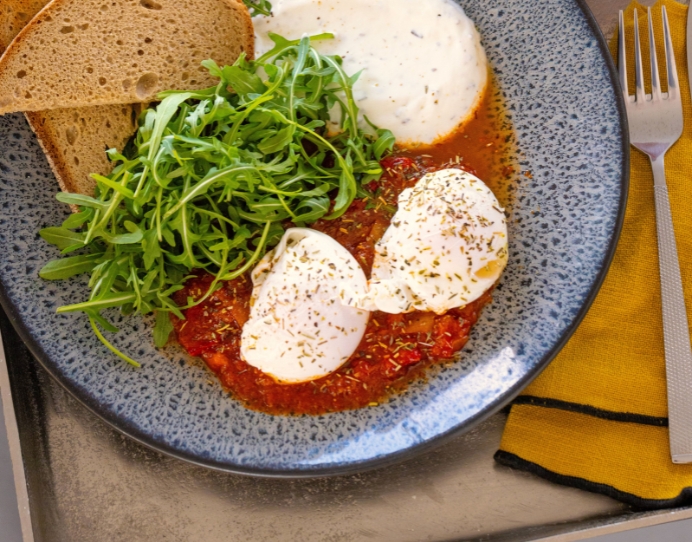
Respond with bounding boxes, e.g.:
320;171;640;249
350;169;508;314
240;228;370;383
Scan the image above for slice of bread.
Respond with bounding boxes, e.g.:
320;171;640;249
1;0;139;196
0;0;254;114
0;0;49;55
25;105;143;196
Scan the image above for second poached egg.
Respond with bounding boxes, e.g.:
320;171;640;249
351;168;508;314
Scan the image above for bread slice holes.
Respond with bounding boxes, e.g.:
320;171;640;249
116;40;123;45
136;73;159;99
60;26;74;34
17;12;29;21
73;157;80;166
78;23;89;30
137;49;144;56
181;72;189;81
144;37;153;44
99;77;107;86
122;79;132;90
140;0;162;10
86;67;94;74
66;127;78;145
16;70;27;79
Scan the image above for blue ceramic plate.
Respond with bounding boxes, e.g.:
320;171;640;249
0;0;627;476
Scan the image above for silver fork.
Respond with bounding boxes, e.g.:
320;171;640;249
619;6;692;463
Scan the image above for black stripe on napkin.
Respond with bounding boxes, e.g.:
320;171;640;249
494;450;692;510
514;395;668;427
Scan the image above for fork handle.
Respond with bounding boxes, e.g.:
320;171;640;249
651;156;692;463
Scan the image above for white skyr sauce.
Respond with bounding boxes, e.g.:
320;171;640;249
254;0;488;145
240;228;370;383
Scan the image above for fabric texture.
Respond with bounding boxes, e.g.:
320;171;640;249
495;0;692;509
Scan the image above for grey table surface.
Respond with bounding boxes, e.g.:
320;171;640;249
0;393;22;542
3;0;692;541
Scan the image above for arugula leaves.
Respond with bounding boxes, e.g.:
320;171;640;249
242;0;273;17
39;34;394;366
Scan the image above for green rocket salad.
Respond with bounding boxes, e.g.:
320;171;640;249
38;33;395;366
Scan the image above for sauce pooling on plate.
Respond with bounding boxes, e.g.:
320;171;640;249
254;0;488;145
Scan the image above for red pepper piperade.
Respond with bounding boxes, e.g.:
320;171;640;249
171;88;511;415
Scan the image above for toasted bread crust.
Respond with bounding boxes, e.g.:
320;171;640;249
25;105;141;196
0;0;50;55
25;110;80;195
0;0;254;113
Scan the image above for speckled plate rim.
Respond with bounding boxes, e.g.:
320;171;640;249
0;0;629;478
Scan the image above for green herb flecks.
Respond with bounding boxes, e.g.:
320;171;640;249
39;34;394;366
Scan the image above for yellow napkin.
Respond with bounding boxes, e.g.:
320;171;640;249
495;0;692;508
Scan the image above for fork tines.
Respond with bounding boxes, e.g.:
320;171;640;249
619;6;679;104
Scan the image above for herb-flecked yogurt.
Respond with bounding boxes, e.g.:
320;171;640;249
253;0;488;145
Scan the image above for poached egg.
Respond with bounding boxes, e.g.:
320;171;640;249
240;228;370;383
350;169;508;314
253;0;488;145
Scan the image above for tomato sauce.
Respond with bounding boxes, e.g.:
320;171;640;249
172;83;515;415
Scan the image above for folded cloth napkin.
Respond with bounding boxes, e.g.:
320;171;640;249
494;0;692;509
